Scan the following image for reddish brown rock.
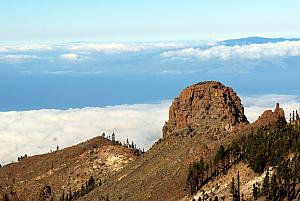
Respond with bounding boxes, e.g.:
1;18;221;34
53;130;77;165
163;81;248;139
252;103;286;129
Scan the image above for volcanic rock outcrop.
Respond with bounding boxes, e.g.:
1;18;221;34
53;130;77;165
163;81;249;139
251;103;286;129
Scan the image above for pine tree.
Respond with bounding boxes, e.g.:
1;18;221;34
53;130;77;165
219;145;226;172
231;177;235;200
111;132;115;142
252;184;259;200
262;171;270;200
292;111;295;121
205;163;210;179
198;158;205;184
270;174;278;200
237;171;240;201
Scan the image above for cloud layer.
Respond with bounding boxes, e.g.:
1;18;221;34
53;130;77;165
68;42;187;53
0;54;39;63
0;44;53;52
161;41;300;60
0;102;170;164
1;40;300;64
0;95;299;165
0;42;187;63
60;53;80;60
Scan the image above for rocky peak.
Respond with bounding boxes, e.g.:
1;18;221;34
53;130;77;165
163;81;248;139
252;103;286;128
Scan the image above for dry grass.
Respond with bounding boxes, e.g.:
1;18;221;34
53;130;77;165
0;137;136;200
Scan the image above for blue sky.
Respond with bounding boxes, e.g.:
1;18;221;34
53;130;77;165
1;0;300;43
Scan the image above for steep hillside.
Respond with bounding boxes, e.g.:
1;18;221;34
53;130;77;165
0;136;137;201
80;81;251;201
183;106;299;201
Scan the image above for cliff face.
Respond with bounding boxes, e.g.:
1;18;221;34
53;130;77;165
163;81;248;139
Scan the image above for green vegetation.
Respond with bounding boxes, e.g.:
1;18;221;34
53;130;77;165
230;172;241;201
17;154;28;161
253;155;299;200
100;132;145;156
187;111;300;200
59;176;95;201
187;158;208;194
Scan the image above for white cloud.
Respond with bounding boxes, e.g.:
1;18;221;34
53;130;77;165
0;102;170;165
0;54;39;63
69;42;187;53
0;42;188;54
0;44;53;52
60;53;80;60
0;94;299;165
161;41;300;60
0;47;8;52
41;70;103;74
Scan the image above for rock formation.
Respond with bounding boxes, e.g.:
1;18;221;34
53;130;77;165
252;103;286;129
163;81;248;139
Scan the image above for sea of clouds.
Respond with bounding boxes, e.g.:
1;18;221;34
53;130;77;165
2;40;300;63
161;41;300;60
0;95;299;165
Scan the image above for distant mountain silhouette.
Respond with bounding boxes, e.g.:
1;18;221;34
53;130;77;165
220;36;300;46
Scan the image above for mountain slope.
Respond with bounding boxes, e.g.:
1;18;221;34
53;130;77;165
0;136;136;201
80;81;251;201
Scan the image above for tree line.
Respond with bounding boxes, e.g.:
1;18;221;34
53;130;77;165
100;132;145;156
17;154;28;161
59;176;96;201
